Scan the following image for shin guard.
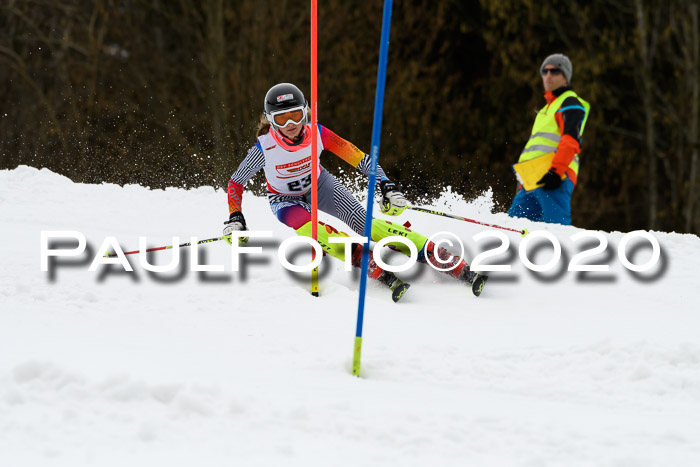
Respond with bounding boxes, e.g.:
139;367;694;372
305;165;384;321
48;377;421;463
295;220;352;261
295;221;399;288
370;219;428;256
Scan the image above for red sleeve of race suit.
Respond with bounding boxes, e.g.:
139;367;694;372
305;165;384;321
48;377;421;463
228;180;244;214
319;124;389;183
227;142;266;214
319;125;366;167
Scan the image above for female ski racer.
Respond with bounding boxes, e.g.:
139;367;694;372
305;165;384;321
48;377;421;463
223;83;486;300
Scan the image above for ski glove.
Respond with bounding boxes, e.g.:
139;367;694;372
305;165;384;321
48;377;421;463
537;170;563;190
379;180;407;216
223;211;248;245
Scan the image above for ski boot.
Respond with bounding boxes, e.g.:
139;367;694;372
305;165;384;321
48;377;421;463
351;244;410;303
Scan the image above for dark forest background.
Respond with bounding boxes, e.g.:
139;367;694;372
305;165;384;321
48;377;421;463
1;0;698;234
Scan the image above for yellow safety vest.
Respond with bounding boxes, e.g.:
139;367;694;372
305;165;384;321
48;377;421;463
518;90;590;178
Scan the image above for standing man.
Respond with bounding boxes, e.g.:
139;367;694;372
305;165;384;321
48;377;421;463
508;54;590;225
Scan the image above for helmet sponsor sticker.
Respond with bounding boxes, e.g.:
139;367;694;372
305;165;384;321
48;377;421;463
277;93;293;102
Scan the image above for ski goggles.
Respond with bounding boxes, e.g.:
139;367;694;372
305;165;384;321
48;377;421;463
268;106;307;128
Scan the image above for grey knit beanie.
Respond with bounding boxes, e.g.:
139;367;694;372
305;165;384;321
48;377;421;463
540;54;572;82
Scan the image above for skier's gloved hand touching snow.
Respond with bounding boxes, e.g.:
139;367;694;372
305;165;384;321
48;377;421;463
223;211;248;245
379;180;407;216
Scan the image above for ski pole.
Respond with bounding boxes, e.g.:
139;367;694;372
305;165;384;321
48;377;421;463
104;235;246;257
408;206;529;236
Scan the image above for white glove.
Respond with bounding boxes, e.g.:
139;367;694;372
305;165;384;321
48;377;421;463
379;180;407;216
223;211;248;245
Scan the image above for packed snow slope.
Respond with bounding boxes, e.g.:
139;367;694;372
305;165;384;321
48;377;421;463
2;165;700;467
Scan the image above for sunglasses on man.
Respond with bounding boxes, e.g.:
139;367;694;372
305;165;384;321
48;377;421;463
541;68;563;76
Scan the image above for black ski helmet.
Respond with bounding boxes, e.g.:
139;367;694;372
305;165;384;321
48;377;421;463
264;83;309;130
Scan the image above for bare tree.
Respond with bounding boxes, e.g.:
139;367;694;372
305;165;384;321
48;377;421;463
634;0;661;229
684;2;699;232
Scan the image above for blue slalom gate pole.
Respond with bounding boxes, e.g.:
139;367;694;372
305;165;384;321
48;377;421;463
352;0;393;377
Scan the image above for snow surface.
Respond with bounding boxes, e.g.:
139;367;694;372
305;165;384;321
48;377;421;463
2;165;700;466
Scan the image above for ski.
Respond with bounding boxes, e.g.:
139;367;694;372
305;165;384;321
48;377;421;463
471;274;488;297
390;280;411;303
376;269;410;303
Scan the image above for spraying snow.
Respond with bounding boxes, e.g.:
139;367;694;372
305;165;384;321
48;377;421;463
2;166;700;466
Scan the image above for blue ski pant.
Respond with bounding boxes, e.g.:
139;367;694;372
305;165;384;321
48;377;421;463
507;178;574;225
